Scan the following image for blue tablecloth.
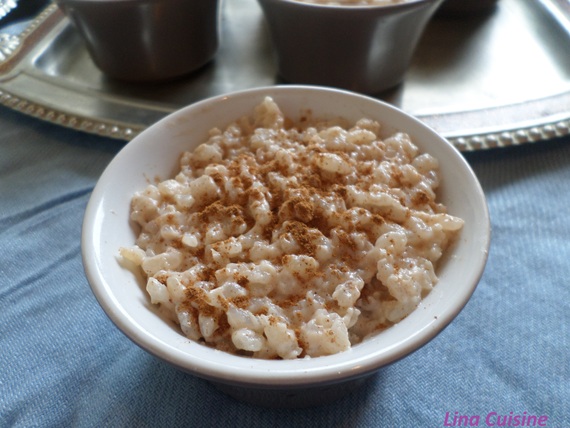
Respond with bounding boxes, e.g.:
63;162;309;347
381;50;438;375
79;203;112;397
1;102;569;427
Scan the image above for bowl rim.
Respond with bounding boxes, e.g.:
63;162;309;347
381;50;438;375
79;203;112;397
82;84;490;388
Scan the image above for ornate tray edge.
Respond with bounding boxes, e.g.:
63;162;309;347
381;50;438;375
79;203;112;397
1;2;570;151
0;86;143;139
0;3;60;67
447;119;570;151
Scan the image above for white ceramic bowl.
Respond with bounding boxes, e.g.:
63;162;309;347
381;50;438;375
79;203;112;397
82;85;490;407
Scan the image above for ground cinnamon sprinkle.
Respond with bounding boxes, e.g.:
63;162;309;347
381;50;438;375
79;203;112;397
122;96;464;359
281;221;318;257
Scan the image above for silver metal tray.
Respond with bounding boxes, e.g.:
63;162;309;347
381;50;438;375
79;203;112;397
1;0;570;151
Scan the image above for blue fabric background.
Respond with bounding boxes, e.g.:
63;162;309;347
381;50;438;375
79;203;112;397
1;104;568;427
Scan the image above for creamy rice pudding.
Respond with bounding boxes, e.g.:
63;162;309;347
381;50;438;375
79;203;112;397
120;97;463;359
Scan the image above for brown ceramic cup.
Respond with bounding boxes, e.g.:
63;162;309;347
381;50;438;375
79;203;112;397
257;0;444;94
55;0;220;82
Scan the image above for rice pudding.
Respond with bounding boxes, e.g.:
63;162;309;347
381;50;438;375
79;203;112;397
120;97;464;359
